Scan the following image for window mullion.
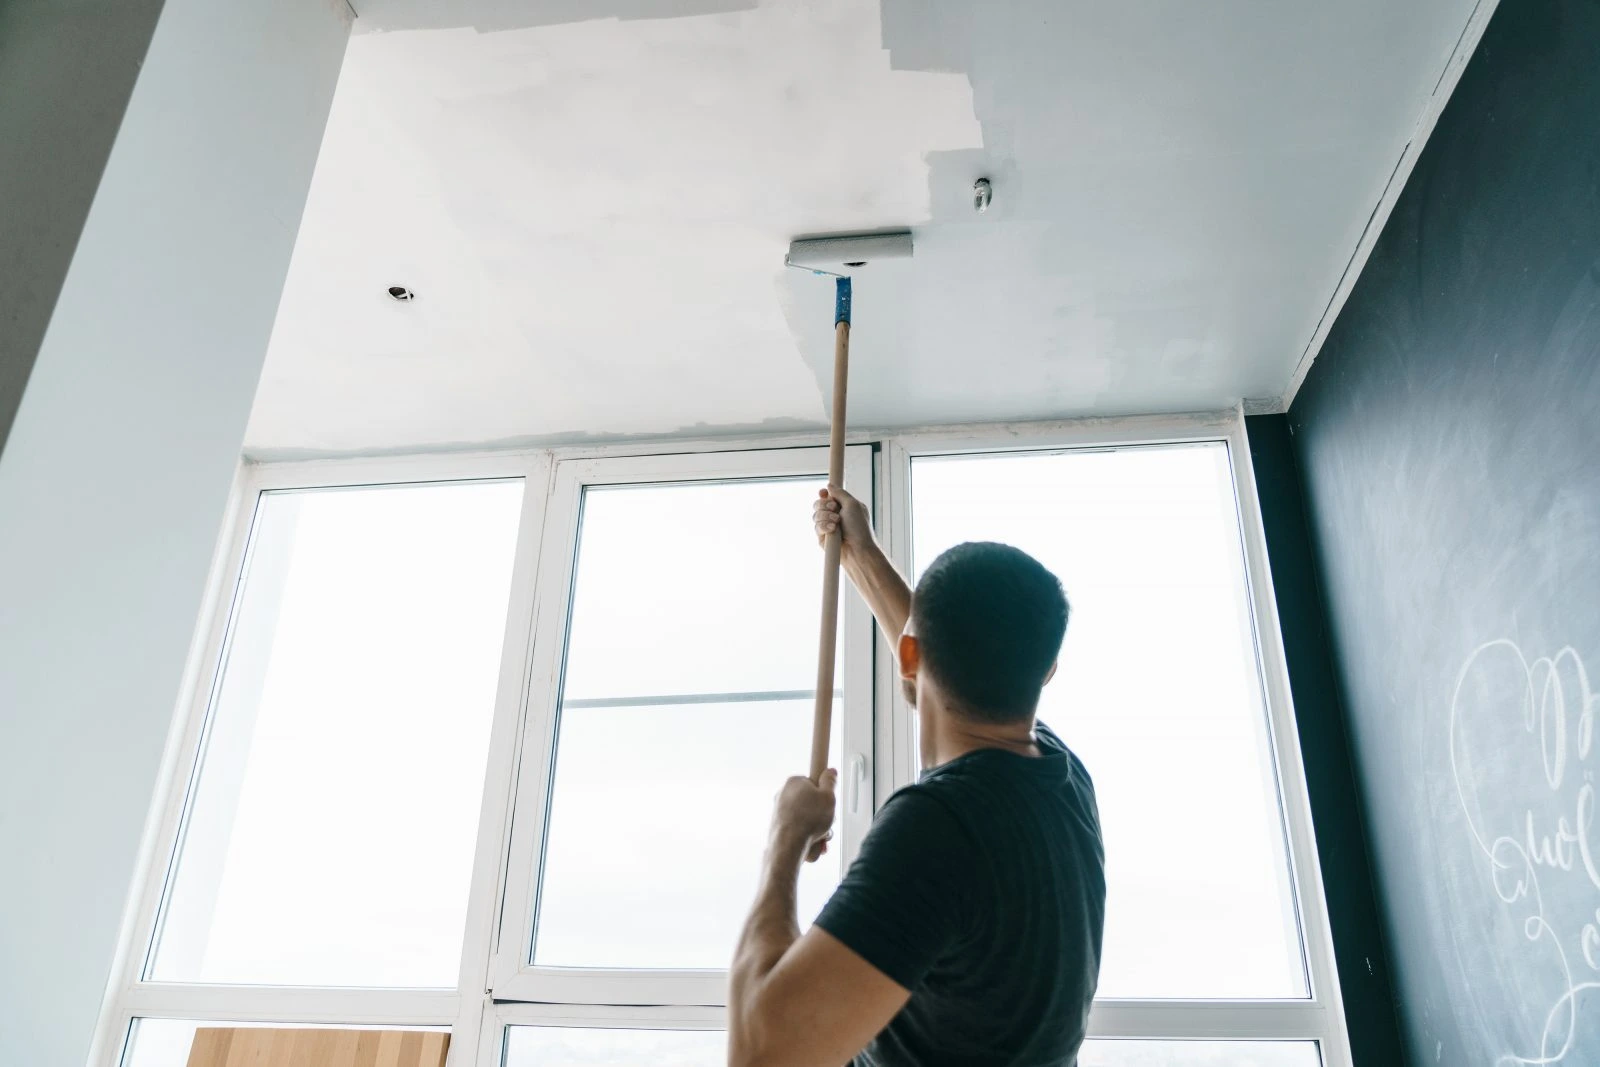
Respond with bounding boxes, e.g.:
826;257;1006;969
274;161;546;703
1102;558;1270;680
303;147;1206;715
121;984;460;1027
450;454;554;1060
839;443;880;851
489;460;582;997
1224;421;1353;1067
873;438;918;799
561;688;840;709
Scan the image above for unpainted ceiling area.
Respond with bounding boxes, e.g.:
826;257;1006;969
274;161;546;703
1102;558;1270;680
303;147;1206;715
245;0;1477;456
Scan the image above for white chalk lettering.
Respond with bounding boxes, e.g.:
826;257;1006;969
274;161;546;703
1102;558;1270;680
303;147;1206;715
1451;640;1600;1065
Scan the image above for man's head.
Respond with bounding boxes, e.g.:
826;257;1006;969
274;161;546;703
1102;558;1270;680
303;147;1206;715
899;542;1069;725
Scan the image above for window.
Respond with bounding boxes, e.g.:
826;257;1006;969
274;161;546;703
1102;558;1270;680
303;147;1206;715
150;480;524;989
101;418;1347;1067
534;479;845;970
121;1019;209;1067
897;429;1342;1060
493;446;875;1005
910;444;1302;999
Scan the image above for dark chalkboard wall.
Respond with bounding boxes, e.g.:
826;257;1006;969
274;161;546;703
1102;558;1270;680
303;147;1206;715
1288;1;1600;1064
1248;415;1409;1066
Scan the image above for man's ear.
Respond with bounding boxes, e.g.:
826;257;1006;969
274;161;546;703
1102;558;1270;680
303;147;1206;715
898;633;921;680
1042;660;1059;686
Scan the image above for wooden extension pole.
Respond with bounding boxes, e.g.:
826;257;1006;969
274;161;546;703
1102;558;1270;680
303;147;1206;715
810;277;851;782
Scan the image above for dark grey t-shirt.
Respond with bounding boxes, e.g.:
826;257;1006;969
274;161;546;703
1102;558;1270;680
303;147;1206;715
815;723;1105;1067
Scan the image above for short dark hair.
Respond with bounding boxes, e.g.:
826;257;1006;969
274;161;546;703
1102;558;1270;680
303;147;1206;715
910;542;1069;722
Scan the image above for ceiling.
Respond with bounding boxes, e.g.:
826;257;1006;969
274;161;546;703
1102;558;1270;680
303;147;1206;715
245;0;1477;456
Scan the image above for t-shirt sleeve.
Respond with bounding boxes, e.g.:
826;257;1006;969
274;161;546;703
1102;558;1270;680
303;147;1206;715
813;786;975;990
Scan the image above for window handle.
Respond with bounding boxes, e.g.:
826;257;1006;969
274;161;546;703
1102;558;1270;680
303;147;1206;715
847;753;869;816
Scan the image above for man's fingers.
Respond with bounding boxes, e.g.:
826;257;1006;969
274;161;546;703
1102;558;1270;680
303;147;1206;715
805;830;834;863
813;492;845;551
772;770;836;865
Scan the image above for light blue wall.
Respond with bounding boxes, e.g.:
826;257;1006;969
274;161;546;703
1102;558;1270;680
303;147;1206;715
0;2;349;1063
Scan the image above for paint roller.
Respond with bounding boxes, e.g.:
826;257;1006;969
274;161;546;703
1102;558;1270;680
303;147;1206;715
785;230;914;782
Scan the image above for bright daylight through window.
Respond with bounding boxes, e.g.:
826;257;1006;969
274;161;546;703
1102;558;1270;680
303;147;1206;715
535;477;844;970
911;443;1305;1000
148;481;523;988
111;433;1337;1067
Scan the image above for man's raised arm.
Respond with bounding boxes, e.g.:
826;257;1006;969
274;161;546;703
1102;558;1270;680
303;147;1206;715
726;771;910;1067
813;487;912;647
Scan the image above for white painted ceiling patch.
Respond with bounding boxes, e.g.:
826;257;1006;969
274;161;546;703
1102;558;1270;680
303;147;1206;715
251;0;979;454
248;0;1478;455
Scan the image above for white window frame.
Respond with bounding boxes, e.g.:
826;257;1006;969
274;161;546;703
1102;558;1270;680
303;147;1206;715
92;450;552;1067
875;412;1352;1067
95;411;1350;1067
488;444;877;1007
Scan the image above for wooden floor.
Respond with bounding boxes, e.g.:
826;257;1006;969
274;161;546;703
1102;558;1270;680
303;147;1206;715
185;1028;449;1067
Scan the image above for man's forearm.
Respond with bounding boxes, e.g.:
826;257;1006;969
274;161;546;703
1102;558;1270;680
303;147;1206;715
843;539;913;646
728;831;809;1061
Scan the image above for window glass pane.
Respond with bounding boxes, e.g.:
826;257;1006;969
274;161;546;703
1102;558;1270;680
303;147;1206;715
150;480;523;987
505;1026;725;1066
537;698;837;968
121;1019;200;1067
911;445;1306;998
534;477;843;968
560;480;829;699
1080;1039;1320;1066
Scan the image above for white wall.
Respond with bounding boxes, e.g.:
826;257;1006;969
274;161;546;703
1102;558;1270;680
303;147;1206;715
0;2;349;1064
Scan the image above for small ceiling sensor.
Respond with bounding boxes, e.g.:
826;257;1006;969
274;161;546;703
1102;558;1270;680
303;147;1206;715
973;178;993;214
387;285;416;301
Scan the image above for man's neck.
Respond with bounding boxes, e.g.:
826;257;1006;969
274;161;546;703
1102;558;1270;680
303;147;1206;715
922;705;1040;767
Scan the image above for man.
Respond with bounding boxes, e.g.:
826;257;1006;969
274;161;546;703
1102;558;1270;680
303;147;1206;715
728;487;1107;1067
